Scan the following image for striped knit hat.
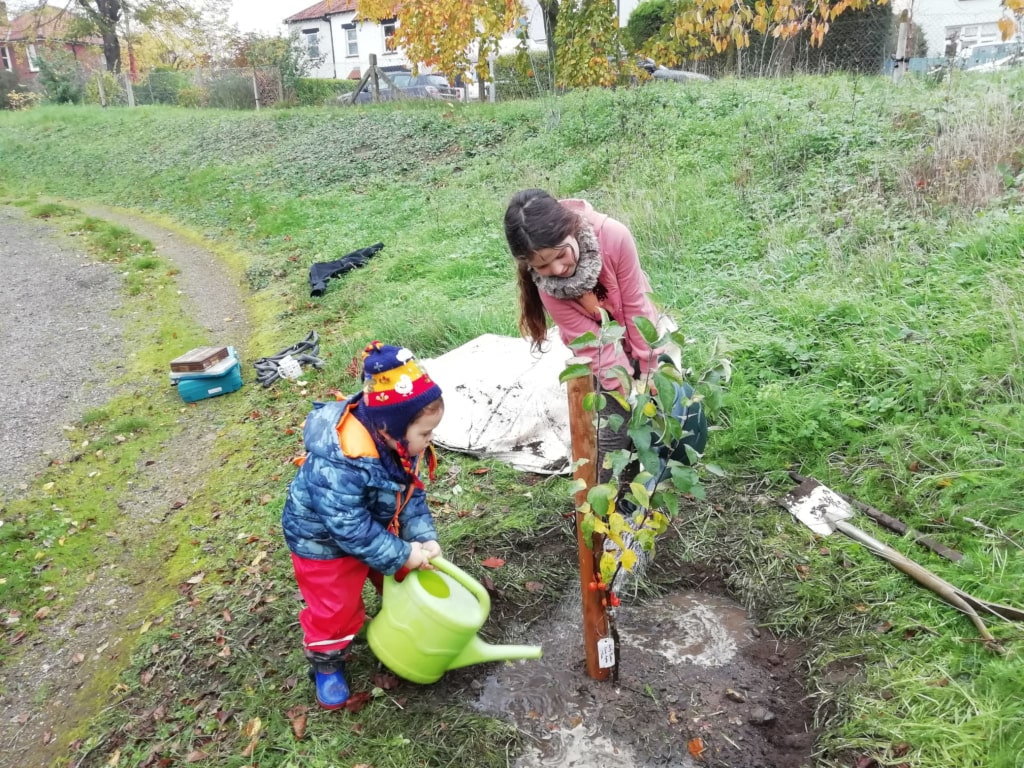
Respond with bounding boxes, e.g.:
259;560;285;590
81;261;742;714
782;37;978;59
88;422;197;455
360;341;442;440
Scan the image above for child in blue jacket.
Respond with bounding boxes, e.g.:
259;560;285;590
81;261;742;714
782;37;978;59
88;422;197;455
281;342;445;709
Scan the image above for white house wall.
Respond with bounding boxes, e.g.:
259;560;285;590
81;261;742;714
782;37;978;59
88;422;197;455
290;0;643;80
903;0;1010;56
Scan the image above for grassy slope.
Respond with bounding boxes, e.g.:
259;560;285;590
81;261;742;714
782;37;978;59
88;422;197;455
1;71;1023;767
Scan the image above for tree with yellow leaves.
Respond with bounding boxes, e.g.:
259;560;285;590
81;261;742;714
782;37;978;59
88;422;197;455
642;0;894;67
356;0;523;82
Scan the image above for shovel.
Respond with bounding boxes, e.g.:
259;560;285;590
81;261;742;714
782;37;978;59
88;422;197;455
778;477;1024;648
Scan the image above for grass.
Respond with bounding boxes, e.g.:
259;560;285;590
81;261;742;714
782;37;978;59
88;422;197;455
0;68;1023;767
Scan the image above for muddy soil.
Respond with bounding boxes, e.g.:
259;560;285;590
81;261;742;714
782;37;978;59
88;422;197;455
432;519;817;768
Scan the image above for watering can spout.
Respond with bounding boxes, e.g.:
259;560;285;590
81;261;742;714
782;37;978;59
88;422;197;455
448;635;543;671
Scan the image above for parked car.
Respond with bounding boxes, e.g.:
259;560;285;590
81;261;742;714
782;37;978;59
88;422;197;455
340;70;464;104
638;57;712;83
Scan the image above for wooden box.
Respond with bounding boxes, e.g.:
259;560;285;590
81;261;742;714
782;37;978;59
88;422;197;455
169;346;230;373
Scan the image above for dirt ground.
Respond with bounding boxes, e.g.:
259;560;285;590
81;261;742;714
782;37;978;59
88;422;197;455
434;519;817;768
0;205;817;768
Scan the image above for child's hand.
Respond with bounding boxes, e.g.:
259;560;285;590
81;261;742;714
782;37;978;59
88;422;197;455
421;540;442;560
403;542;432;571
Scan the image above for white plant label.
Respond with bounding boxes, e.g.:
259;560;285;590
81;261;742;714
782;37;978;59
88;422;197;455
597;637;616;668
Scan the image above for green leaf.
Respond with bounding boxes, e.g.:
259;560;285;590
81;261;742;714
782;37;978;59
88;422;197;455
600;551;618;584
704;463;727;477
652;490;679;517
587;483;616;517
634;315;660;345
580;513;596;548
606;448;632;479
567;330;598;349
570;477;589;494
607;365;634;395
559;363;592;383
604;413;624;434
629;482;651;509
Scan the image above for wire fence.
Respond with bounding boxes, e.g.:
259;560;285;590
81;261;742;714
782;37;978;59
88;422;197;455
81;67;288;109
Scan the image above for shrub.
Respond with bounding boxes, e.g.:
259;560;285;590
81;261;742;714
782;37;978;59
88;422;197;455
207;73;256;109
294;77;355;106
35;50;85;104
85;72;124;105
136;68;193;105
493;51;553;101
0;70;27;110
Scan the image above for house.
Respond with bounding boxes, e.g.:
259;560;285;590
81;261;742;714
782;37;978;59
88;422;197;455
0;1;104;84
283;0;643;80
898;0;1020;58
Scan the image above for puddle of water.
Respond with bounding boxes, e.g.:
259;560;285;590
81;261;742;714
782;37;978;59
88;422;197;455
515;724;646;768
475;589;751;768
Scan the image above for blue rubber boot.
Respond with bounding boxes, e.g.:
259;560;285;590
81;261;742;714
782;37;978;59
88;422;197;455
306;651;349;709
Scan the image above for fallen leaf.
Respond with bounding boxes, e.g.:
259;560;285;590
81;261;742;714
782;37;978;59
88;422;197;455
185;573;205;585
71;652;85;664
287;707;307;740
470;467;490;475
34;607;51;620
481;557;505;568
372;672;400;690
524;581;544;593
343;691;372;713
184;750;208;763
687;737;704;757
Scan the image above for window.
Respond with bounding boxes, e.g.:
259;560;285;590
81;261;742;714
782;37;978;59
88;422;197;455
344;25;358;57
302;28;320;59
0;46;11;71
382;19;397;52
27;44;40;72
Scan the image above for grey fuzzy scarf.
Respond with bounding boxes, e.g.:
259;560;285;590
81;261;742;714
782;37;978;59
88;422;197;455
531;218;602;299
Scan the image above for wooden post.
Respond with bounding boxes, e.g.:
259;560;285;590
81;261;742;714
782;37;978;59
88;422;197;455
252;72;260;110
369;53;381;102
567;376;611;681
893;10;910;83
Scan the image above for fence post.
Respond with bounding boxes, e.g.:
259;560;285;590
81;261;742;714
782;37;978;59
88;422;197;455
567;375;612;681
892;10;910;83
488;54;496;103
124;72;135;108
369;53;380;102
96;73;106;107
252;71;260;110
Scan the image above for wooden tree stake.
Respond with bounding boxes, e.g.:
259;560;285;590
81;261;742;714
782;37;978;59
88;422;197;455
567;375;610;680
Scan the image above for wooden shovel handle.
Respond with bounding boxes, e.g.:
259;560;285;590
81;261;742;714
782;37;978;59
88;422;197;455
833;520;995;642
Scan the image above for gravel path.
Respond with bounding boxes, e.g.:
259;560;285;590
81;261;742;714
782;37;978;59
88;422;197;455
0;203;251;768
0;208;124;496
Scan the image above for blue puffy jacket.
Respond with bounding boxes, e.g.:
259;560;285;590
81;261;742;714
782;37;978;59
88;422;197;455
281;396;438;574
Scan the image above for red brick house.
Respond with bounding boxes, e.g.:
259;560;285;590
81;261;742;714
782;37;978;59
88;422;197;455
0;1;104;84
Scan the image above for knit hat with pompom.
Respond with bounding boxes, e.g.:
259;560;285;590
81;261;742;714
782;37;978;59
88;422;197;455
360;341;442;441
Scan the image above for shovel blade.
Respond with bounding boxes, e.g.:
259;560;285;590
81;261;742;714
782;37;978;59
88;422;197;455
778;478;855;536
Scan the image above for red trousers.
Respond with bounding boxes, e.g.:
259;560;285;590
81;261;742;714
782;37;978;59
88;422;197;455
291;553;382;655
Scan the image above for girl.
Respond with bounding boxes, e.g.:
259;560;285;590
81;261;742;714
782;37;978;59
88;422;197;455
281;342;444;709
504;189;668;479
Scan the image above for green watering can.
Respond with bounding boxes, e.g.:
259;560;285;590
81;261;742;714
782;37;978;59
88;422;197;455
367;556;543;684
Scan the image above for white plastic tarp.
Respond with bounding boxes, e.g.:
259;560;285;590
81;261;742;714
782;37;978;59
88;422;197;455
424;331;573;475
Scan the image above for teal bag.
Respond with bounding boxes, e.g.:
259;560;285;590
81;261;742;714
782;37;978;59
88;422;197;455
172;347;243;403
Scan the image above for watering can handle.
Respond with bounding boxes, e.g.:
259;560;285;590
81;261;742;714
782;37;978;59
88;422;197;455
429;557;492;616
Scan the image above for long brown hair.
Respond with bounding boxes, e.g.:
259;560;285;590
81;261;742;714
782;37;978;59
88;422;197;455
504;189;580;348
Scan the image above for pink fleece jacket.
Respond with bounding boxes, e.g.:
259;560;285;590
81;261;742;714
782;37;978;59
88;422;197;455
540;199;663;392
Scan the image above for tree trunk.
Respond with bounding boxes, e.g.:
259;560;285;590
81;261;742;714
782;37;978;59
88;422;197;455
77;0;123;72
538;0;558;87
